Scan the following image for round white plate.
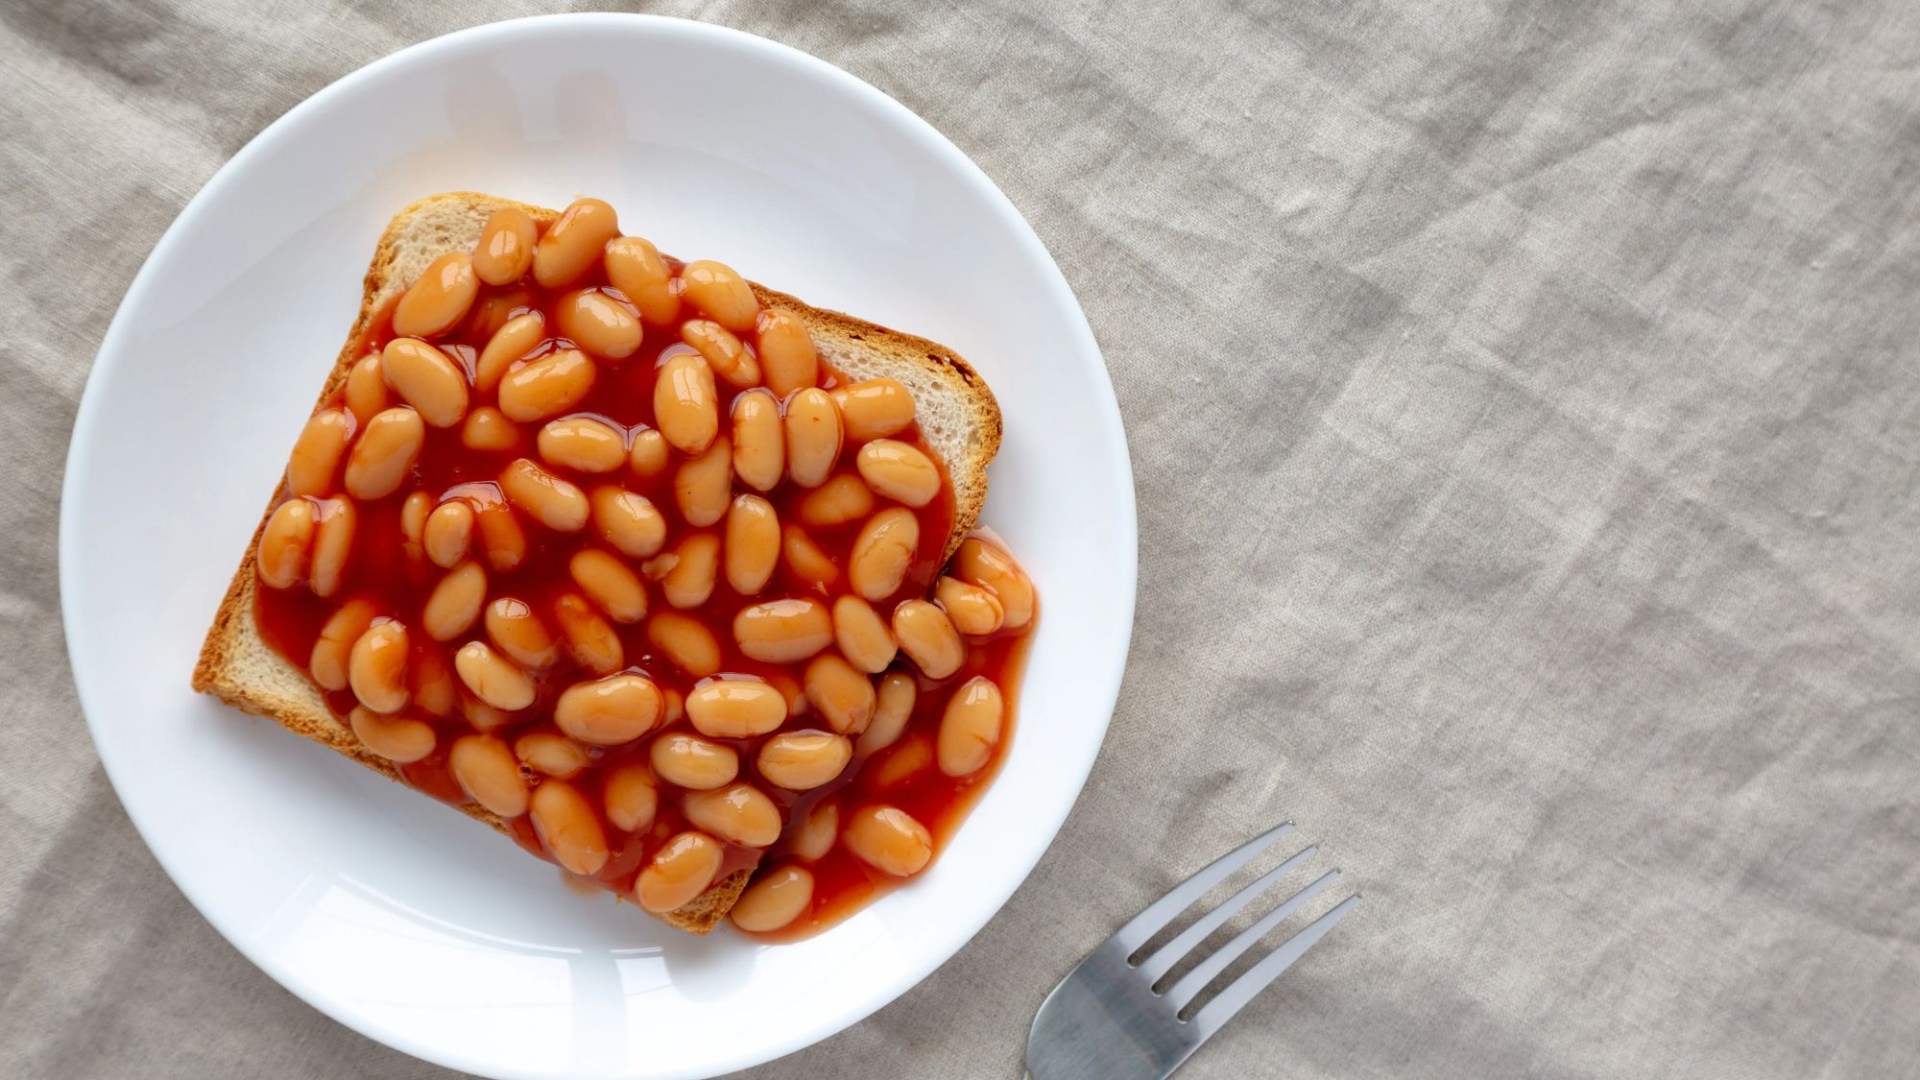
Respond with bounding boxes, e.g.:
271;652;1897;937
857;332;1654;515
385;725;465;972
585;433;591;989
60;14;1134;1080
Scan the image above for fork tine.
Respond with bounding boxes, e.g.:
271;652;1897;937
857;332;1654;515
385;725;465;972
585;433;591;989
1134;844;1318;982
1190;893;1361;1037
1112;822;1294;953
1163;869;1341;1012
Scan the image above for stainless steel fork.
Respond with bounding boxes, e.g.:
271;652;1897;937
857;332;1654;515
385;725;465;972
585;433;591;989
1025;823;1358;1080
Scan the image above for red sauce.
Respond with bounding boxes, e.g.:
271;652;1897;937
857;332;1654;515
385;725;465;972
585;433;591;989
253;237;1032;938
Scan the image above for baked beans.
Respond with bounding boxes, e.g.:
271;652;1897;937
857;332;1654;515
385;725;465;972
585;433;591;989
350;705;436;764
730;390;784;492
654;353;719;455
790;801;839;862
784;388;841;488
590;486;667;558
683;783;782;847
287;408;353;498
472;206;537;286
449;733;528;816
258;498;315;590
393;252;479;340
768;671;808;718
344;353;389;425
423;559;487;641
604;235;680;325
348;620;410;714
468;488;528;571
461;406;521;453
381;337;470;428
867;734;933;788
412;646;457;718
538;417;625;474
797;473;874;528
485;596;558;669
857;671;917;756
516;731;591;779
804;652;875;735
657;532;720;609
935;575;1005;637
553;592;624;675
757;730;853;791
674;437;733;527
755;309;818;398
953;537;1035;630
646;611;722;677
533;198;619;289
650;732;738;790
474;311;544;395
307;496;355;598
603;764;658;832
848;508;919;601
500;457;590;532
682;319;760;390
344;407;425;500
455;639;535;711
734;598;833;663
569;548;647;623
843;805;933;877
686;677;787;739
831;595;897;673
463;700;513;733
557;288;642;361
635;830;724;913
628;427;669;480
310;598;378;692
856;440;940;507
423;500;474;569
781;524;841;588
730;865;813;932
937;676;1003;777
530;779;611;875
679;260;758;332
555;673;663;746
724;494;780;595
499;349;597;424
892;599;965;679
467;286;536;342
831;378;915;441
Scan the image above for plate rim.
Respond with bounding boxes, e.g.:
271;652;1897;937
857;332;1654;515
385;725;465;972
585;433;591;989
58;12;1138;1079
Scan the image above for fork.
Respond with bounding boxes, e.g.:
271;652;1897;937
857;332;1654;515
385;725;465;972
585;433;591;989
1025;823;1359;1080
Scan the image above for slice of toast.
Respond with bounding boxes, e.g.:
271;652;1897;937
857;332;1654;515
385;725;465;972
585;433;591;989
192;192;1001;933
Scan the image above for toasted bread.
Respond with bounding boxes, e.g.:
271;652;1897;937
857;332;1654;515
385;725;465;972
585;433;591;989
192;192;1001;933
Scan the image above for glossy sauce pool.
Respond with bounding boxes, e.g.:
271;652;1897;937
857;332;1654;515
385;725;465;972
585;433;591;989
253;247;1032;938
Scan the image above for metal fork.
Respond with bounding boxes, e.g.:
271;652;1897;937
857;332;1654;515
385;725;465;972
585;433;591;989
1025;823;1359;1080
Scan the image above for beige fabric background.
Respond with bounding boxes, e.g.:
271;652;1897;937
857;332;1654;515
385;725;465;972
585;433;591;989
5;1;1920;1077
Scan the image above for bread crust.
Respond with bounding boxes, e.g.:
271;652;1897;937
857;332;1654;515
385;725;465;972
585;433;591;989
192;192;999;934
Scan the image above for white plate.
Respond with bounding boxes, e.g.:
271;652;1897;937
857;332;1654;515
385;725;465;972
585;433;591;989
59;14;1134;1080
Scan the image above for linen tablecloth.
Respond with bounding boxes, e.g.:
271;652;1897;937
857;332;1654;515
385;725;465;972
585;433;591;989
5;1;1918;1076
